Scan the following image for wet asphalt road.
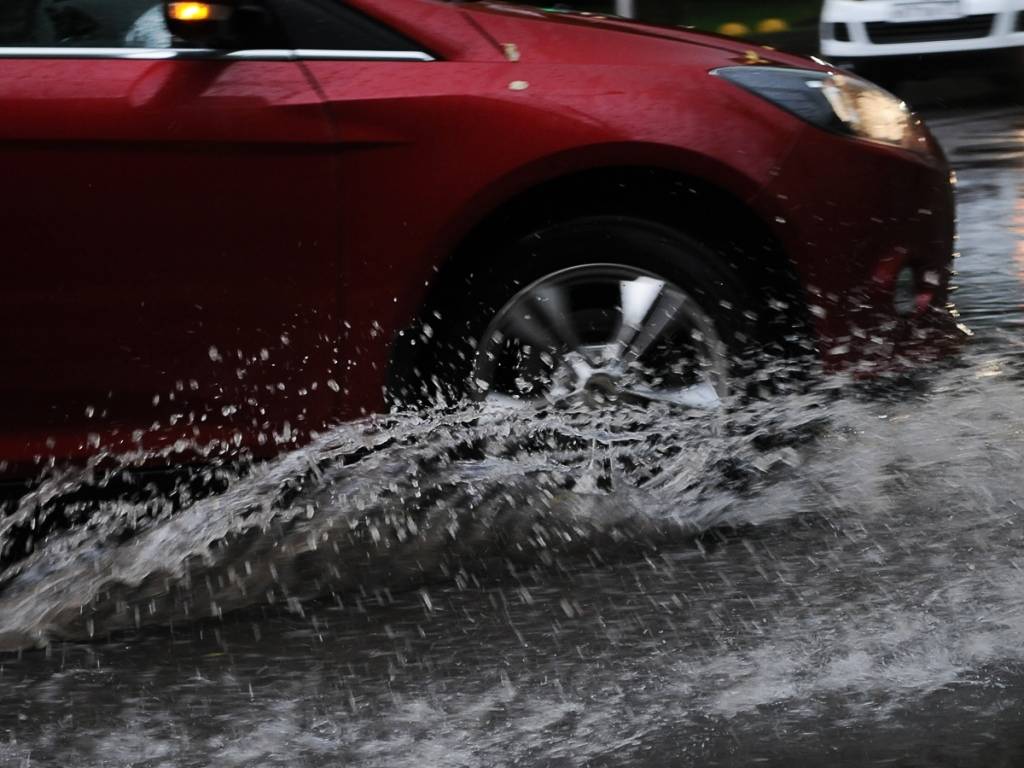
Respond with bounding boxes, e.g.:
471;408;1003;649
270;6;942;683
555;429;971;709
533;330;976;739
4;77;1024;767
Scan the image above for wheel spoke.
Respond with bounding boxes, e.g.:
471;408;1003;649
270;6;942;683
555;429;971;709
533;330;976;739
498;307;559;351
616;278;689;364
495;283;585;355
529;285;586;356
618;276;665;335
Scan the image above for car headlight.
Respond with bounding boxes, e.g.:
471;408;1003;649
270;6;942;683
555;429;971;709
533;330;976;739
713;66;929;153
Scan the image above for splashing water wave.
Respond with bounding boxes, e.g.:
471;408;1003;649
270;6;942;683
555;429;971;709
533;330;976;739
0;379;830;650
0;353;1022;677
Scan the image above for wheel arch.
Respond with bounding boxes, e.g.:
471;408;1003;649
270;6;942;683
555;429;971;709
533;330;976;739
388;165;816;402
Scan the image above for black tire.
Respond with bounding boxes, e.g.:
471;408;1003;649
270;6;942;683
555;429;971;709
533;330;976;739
426;216;759;410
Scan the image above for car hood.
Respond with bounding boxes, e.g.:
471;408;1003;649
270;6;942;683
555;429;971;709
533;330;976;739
457;1;824;71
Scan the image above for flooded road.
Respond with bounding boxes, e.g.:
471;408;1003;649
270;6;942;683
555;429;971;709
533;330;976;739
5;87;1024;766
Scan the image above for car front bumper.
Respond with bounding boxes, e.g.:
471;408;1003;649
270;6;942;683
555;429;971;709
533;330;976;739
751;120;969;375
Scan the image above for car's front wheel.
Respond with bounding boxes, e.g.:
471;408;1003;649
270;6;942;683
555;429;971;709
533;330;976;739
433;217;755;411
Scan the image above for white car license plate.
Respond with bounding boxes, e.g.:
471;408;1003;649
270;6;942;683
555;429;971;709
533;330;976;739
890;0;964;22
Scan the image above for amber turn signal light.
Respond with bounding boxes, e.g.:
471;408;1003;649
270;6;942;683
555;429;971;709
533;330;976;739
167;2;230;22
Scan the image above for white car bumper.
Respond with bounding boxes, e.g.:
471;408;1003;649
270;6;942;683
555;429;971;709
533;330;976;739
820;0;1024;60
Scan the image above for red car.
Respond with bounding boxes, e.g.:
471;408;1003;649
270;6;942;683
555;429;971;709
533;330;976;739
0;0;963;479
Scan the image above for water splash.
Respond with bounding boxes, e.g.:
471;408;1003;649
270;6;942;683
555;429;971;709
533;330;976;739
3;355;1024;765
0;376;834;651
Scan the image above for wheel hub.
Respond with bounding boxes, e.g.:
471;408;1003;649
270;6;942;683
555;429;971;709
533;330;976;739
579;369;619;407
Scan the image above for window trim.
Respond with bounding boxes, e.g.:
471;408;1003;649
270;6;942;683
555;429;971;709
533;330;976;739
294;49;434;61
0;47;435;61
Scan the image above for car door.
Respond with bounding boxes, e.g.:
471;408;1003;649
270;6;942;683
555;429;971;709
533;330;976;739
278;0;541;411
0;0;340;471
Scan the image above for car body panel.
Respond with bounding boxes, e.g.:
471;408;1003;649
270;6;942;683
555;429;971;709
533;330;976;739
752;123;958;368
0;58;341;471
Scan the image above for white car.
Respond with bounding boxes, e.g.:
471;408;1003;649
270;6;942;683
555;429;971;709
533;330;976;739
820;0;1024;77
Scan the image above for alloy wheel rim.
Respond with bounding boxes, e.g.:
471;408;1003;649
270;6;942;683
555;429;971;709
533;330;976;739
470;264;729;410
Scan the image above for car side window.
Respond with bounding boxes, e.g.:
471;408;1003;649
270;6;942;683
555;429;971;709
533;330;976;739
270;0;425;53
0;0;430;57
0;0;170;47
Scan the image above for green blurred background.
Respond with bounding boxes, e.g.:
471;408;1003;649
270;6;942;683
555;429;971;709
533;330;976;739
536;1;823;54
